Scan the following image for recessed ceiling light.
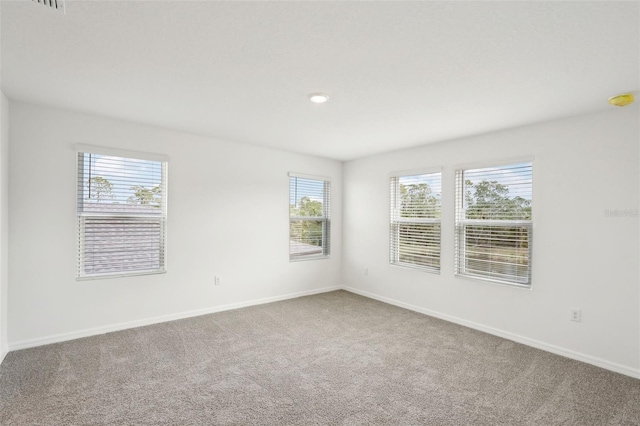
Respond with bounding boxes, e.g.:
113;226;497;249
608;93;634;107
309;93;329;104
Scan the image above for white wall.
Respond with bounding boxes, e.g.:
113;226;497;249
0;1;7;363
0;93;7;362
343;107;640;377
8;101;342;348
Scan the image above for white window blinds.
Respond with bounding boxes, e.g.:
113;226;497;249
390;172;442;272
455;162;532;286
289;174;330;260
77;150;168;278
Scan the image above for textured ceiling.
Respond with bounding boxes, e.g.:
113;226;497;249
2;1;638;161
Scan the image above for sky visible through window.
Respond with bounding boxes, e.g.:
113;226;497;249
81;153;162;204
289;177;325;207
463;162;532;201
398;173;442;197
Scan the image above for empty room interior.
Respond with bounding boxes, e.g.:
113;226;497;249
0;1;639;425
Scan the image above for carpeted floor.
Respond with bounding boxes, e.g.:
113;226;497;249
1;290;639;425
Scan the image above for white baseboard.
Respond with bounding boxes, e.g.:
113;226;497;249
343;286;640;380
8;285;342;352
0;348;7;366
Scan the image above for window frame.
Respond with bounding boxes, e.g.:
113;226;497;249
76;144;169;280
389;168;442;273
288;172;331;261
454;159;533;288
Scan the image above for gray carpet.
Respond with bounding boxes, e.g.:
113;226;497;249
1;290;639;425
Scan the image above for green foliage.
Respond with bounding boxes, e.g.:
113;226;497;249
290;196;323;217
290;197;325;247
464;180;531;220
399;183;440;218
128;185;162;208
393;182;441;267
86;176;113;202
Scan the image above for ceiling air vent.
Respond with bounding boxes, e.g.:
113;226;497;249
32;0;66;14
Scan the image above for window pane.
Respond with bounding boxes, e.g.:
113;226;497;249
390;172;441;272
398;174;441;219
290;219;327;257
78;153;164;214
455;162;532;286
395;223;441;269
289;178;328;218
458;224;531;284
462;163;532;221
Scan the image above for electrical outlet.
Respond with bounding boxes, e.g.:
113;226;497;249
214;276;221;285
364;267;368;276
570;309;582;322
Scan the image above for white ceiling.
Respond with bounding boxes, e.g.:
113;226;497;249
2;1;638;161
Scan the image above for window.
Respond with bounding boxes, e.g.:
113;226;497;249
455;162;532;286
390;171;442;272
289;173;330;260
76;146;168;279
